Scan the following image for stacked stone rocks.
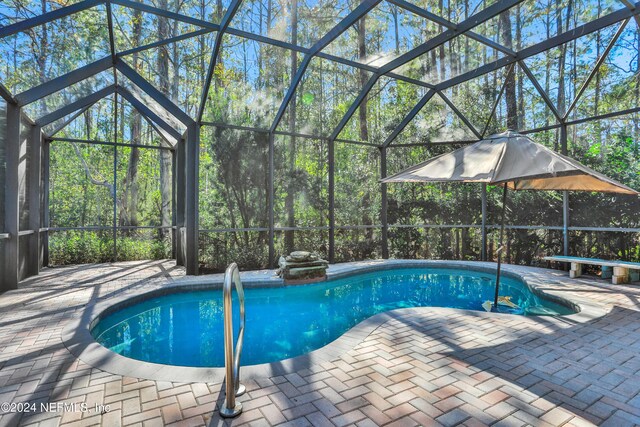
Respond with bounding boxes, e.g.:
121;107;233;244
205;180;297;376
277;251;329;283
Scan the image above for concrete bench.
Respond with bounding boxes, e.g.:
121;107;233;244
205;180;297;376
543;255;640;284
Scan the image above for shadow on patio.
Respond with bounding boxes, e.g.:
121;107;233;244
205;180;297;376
387;304;640;426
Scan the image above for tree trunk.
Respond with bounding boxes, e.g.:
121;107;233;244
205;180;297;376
257;0;264;87
171;0;181;103
543;0;553;148
200;0;206;89
213;0;224;91
500;11;518;130
464;0;469;71
556;0;572;118
636;26;640;141
595;0;603;152
358;1;372;239
438;0;445;81
358;12;369;141
391;4;399;54
284;0;298;253
157;0;173;238
515;4;524;129
125;9;143;228
37;0;48;113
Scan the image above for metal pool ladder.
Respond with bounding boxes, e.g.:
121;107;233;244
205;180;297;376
220;262;246;418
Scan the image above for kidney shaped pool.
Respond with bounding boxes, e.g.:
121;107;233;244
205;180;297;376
91;267;575;367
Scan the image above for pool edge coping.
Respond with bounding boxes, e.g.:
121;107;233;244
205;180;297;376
61;260;607;383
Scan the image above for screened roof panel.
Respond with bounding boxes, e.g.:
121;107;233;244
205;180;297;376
23;70;114;121
126;0;230;23
390;92;477;144
277;57;372;137
522;22;620;117
0;0;85;26
141;118;179;145
0;5;110;95
399;0;498;24
395;33;505;85
120;31;216;118
111;4;205;54
321;1;435;69
48;91;179;145
484;63;568;133
229;0;288;45
0;0;636;151
473;0;620;51
203;33;302;127
512;62;560;129
484;97;510;136
53;95;116;141
574;22;640;119
43;108;88;137
297;0;359;47
442;67;508;134
116;96;176;147
117;71;187;136
229;0;359;48
338;76;427;143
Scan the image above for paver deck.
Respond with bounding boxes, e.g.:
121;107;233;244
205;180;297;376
1;259;640;426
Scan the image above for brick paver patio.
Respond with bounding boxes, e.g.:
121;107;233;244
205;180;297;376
1;260;640;426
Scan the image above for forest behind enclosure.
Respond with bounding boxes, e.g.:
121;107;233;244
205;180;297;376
1;0;639;271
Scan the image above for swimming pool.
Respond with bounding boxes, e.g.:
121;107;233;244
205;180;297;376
91;267;575;367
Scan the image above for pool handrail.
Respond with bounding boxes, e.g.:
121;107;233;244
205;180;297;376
220;262;246;418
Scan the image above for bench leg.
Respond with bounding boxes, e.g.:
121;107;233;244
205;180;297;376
601;266;613;280
613;267;629;284
570;263;582;278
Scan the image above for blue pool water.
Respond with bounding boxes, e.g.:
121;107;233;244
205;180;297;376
92;268;574;367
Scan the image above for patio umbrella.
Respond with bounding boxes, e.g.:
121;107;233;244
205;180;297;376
381;130;639;311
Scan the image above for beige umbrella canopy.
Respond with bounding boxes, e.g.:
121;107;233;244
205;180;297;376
383;130;638;194
382;130;639;311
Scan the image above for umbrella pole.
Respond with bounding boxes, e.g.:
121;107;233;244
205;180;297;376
493;184;508;312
